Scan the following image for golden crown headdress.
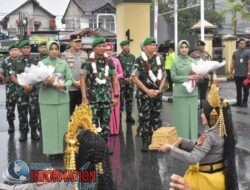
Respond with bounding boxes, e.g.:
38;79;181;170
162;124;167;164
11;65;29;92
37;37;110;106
207;83;227;137
64;104;98;190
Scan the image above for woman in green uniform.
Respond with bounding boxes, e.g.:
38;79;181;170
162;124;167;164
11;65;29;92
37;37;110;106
39;41;73;158
171;40;202;140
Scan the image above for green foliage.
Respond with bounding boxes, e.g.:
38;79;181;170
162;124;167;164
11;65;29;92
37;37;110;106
158;0;223;35
221;0;250;35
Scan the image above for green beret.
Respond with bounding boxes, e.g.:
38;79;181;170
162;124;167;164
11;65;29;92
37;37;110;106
120;40;130;47
8;43;19;51
18;40;30;48
38;41;47;48
143;37;156;46
92;37;106;48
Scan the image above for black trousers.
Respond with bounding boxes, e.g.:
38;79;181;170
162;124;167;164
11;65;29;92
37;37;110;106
69;90;82;115
166;69;173;90
198;77;209;102
234;76;249;104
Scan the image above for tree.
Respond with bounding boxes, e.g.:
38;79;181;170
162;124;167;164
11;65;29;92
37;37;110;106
158;0;224;35
221;0;250;35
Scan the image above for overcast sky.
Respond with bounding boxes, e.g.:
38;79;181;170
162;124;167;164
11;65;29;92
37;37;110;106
0;0;69;28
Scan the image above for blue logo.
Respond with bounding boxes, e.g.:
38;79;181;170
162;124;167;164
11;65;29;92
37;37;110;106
5;160;30;182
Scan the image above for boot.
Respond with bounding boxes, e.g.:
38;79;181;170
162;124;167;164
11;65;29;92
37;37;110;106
19;132;27;142
126;112;135;123
8;121;15;134
141;134;149;152
31;129;40;141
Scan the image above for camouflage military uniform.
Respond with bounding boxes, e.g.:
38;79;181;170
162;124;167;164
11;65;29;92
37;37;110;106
61;49;88;115
10;56;40;137
117;52;135;120
38;54;47;61
80;58;116;140
132;54;166;147
0;57;19;132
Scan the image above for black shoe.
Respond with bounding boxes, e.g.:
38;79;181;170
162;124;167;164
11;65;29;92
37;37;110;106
19;133;27;142
31;130;40;141
240;103;248;107
232;103;241;107
49;155;58;160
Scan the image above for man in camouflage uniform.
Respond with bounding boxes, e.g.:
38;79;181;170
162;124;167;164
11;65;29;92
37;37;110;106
10;39;40;141
37;41;47;60
117;40;135;123
132;37;166;152
80;37;118;142
0;43;20;133
61;35;88;115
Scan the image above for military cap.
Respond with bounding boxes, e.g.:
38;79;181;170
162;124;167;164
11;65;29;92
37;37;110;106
143;37;156;46
18;39;30;48
92;37;106;48
120;40;131;47
70;34;82;42
8;43;19;51
197;40;206;46
38;41;47;47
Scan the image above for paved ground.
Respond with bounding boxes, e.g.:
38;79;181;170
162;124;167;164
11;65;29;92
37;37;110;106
0;81;249;189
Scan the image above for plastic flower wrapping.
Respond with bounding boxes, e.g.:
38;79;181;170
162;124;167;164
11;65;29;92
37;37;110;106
183;59;226;93
17;61;55;85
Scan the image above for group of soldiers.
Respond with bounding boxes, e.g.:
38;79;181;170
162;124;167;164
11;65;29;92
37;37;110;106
0;40;47;141
0;35;167;153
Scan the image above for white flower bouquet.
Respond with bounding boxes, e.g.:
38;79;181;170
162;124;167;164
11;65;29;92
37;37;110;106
183;59;225;93
17;62;55;85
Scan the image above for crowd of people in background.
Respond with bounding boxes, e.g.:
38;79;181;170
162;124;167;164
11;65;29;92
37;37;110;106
0;35;249;190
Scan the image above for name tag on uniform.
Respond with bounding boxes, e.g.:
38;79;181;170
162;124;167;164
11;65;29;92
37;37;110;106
240;58;243;63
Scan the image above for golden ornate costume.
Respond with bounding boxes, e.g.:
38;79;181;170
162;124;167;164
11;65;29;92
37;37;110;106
64;104;114;190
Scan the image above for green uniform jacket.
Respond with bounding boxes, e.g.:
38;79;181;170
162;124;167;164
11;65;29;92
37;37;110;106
171;54;198;140
171;55;198;97
39;57;73;105
117;52;135;78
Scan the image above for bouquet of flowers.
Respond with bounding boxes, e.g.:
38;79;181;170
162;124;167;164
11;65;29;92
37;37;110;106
183;59;225;93
17;62;55;85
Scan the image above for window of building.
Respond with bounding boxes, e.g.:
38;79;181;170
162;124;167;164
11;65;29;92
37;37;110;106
89;19;97;29
105;19;115;32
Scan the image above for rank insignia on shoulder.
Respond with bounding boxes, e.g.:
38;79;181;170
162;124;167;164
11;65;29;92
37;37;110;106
196;135;207;146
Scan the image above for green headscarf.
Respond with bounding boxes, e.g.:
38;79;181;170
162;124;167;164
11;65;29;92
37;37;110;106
47;41;60;54
177;40;189;56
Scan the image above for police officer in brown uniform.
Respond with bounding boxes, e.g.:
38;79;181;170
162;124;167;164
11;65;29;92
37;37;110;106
61;35;88;115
